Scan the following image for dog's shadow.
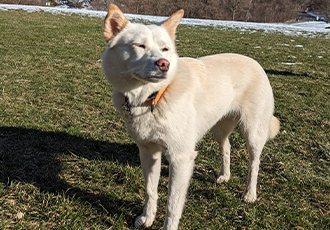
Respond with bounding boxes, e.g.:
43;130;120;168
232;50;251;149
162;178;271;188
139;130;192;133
0;126;141;226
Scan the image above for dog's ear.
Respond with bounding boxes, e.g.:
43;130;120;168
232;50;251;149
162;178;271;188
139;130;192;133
162;9;184;40
104;4;129;43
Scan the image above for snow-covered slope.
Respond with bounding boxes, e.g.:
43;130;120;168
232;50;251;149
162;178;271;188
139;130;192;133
1;4;329;38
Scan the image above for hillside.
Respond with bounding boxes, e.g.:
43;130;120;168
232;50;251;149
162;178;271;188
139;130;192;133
0;5;330;230
0;6;329;230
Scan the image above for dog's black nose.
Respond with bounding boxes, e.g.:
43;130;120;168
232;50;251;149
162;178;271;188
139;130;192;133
156;59;170;72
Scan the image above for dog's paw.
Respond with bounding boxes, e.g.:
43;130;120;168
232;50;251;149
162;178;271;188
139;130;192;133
134;214;155;228
242;190;257;203
216;174;230;183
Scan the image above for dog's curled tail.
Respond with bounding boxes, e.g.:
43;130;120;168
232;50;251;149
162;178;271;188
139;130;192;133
269;116;280;140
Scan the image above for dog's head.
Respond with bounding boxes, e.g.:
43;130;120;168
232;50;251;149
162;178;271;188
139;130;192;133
102;5;184;91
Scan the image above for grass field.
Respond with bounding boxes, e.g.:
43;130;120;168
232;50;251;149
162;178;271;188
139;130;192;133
0;10;329;229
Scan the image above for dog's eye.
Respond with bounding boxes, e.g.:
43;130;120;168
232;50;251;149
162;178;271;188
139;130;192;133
135;44;146;49
162;47;169;52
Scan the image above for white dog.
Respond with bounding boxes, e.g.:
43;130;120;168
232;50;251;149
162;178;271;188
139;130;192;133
102;5;280;230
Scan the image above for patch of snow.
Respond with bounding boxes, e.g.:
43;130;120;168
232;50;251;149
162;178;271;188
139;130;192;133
318;56;323;58
282;62;302;65
278;44;290;46
294;45;303;47
254;46;261;49
0;4;329;38
55;4;72;9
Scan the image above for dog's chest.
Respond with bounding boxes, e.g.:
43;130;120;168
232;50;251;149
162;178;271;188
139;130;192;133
123;106;167;145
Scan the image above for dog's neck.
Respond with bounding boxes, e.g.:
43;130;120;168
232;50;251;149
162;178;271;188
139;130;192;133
120;73;173;105
124;84;168;112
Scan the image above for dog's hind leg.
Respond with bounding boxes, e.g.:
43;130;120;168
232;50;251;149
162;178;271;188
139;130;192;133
135;143;162;228
213;115;239;183
163;151;197;230
241;112;270;203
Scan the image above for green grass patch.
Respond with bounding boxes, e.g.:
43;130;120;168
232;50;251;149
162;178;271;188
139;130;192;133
0;10;329;229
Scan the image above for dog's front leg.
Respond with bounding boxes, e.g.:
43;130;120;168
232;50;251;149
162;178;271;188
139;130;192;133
163;151;197;230
135;143;162;228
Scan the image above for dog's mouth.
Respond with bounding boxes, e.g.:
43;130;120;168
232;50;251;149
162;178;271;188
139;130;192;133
133;73;167;83
150;75;166;80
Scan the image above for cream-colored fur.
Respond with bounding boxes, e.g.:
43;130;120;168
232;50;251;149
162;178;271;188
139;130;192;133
102;5;280;230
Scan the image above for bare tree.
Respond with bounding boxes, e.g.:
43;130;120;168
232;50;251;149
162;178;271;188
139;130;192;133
222;0;242;20
245;0;253;21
